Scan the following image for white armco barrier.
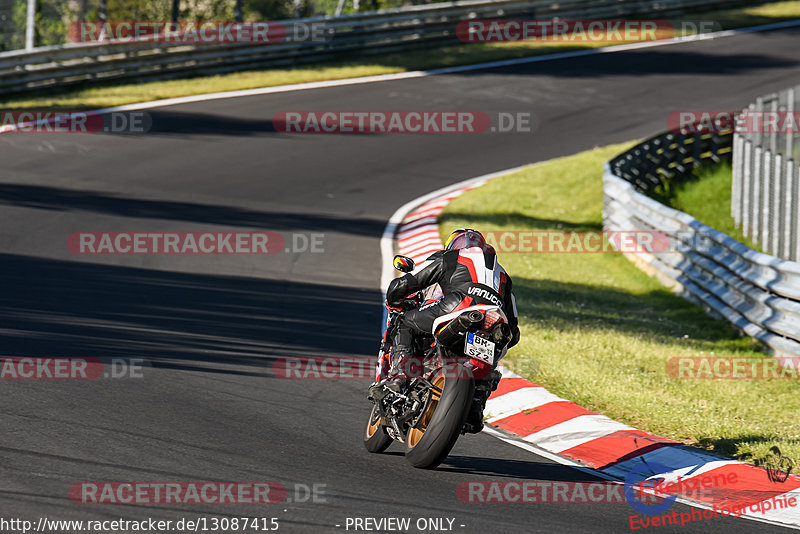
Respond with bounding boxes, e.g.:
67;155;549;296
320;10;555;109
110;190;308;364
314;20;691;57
604;156;800;361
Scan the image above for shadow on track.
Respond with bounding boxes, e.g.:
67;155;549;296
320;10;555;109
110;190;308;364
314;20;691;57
478;48;800;78
143;111;280;137
0;183;385;237
440;455;613;481
0;253;380;374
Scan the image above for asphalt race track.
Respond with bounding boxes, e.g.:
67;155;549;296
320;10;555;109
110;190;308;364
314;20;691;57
2;26;800;534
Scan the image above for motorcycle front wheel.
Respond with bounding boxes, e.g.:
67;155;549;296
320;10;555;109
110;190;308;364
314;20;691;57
364;403;393;453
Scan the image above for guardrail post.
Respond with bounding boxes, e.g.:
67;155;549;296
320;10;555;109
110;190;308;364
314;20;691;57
752;145;762;245
786;87;795;157
794;161;800;262
772;153;784;255
785;158;797;260
797;162;800;262
754;98;763;149
762;149;772;251
770;96;779;156
742;139;753;236
732;133;743;224
25;0;36;50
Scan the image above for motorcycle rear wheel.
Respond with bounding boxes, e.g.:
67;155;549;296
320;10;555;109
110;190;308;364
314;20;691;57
404;363;474;469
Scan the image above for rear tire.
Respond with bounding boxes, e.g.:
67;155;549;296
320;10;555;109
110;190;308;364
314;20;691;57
364;404;392;453
404;363;475;469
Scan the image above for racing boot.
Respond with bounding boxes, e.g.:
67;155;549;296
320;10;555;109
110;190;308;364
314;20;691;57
368;346;414;400
463;369;502;433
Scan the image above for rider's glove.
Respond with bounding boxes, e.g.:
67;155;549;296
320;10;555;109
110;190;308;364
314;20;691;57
386;276;411;306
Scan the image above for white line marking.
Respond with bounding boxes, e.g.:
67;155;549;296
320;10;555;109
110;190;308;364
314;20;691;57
404;208;446;223
399;233;441;249
403;246;442;262
498;366;522;379
396;227;437;241
6;18;800;135
397;217;440;234
524;414;633;453
400;237;443;254
485;387;564;422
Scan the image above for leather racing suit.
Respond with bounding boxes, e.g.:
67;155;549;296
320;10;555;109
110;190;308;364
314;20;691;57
386;245;521;361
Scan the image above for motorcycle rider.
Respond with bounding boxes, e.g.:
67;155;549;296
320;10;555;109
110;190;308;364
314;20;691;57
370;228;521;432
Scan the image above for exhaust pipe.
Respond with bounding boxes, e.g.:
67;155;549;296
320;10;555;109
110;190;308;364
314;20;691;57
435;310;485;347
491;322;511;346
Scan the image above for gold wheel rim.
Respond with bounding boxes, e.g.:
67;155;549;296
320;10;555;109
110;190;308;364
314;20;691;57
407;373;445;449
366;406;383;439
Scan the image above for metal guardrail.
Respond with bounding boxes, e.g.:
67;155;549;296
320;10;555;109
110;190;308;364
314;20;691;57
1;0;744;94
731;86;800;261
604;130;800;361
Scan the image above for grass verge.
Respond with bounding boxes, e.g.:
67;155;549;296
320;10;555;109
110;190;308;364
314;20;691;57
439;142;800;464
670;163;764;253
3;1;800;110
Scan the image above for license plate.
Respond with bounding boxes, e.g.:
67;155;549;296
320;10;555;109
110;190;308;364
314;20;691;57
465;332;495;365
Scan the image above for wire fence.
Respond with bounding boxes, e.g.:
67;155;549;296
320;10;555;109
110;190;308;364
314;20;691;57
608;129;732;203
732;85;800;262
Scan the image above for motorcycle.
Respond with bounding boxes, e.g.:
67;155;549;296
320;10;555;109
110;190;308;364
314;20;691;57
364;254;512;469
